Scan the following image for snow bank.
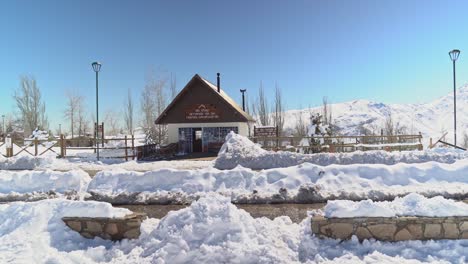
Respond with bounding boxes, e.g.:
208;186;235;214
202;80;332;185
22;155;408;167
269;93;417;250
215;132;467;170
0;155;52;170
1;194;467;263
0;170;91;201
324;193;468;218
88;159;468;203
0;155;212;171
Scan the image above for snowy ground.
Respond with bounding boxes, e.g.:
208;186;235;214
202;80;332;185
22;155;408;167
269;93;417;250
0;194;467;263
215;132;468;170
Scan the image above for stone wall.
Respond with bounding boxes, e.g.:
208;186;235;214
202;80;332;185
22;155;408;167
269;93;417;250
312;215;468;241
62;213;147;241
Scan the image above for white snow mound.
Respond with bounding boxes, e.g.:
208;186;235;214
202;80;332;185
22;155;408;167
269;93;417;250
325;193;468;218
0;169;91;195
215;132;467;170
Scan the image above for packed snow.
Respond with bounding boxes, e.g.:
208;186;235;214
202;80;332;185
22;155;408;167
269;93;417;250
0;194;467;263
0;169;90;201
215;132;468;170
0;155;212;171
87;159;468;204
324;193;468;218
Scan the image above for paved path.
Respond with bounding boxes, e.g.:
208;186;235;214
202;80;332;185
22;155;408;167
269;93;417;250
117;203;326;223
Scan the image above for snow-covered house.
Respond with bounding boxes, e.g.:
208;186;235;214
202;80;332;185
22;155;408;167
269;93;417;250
155;74;255;153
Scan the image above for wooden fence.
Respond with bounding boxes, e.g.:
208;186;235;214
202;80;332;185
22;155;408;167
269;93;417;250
1;135;137;161
251;133;423;153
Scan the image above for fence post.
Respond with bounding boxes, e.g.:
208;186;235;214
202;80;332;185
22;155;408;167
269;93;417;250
125;135;128;161
419;132;423;150
34;138;38;156
429;137;433;148
101;122;105;147
131;134;135;160
60;135;64;158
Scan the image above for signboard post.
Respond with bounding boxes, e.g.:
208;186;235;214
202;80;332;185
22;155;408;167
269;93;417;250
5;136;12;157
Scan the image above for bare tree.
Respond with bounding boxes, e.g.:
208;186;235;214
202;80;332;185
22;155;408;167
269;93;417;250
170;73;177;100
273;83;285;135
76;100;88;137
104;110;120;136
258;81;270;126
123;88;134;134
384;113;394;137
141;70;169;144
64;91;84;138
13;76;48;136
293;110;307;137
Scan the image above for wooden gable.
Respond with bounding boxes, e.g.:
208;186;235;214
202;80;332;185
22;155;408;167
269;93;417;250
155;74;254;124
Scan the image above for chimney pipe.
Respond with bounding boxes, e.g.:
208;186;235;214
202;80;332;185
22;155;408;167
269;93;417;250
240;89;247;111
217;73;220;93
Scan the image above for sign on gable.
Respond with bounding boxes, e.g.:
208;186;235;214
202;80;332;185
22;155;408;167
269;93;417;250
185;104;220;120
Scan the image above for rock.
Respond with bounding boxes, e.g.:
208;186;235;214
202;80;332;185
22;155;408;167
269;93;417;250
367;224;397;241
407;224;423;240
85;221;102;233
424;224;441;239
394;228;412;241
442;223;459;239
461;232;468;239
105;223;119;235
123;228;140;239
459;221;468;232
329;223;353;239
80;232;94;239
66;221;81;231
355;227;372;240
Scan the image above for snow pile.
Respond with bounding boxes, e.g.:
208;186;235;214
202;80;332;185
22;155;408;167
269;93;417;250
0;155;212;171
215;132;467;170
0;199;131;263
0;155;51;170
1;194;467;263
137;193;300;263
325;193;468;218
88;160;468;203
0;170;91;201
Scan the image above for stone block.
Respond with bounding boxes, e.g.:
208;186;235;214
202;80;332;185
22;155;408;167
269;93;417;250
394;228;412;241
355;227;372;240
105;223;119;235
424;224;441;239
368;224;397;241
123;228;140;239
86;221;103;233
442;223;459;239
459;221;468;232
66;221;81;231
407;224;423;240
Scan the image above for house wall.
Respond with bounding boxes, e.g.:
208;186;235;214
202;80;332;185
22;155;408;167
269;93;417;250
167;122;250;143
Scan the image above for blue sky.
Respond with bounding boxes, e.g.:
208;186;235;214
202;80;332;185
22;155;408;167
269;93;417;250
1;0;468;130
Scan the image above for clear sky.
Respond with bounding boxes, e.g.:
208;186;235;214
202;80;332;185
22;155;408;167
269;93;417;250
2;0;468;131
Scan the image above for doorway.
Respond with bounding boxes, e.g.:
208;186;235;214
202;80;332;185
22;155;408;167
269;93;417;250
192;128;202;152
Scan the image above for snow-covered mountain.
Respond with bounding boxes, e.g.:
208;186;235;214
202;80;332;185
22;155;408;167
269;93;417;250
282;84;468;144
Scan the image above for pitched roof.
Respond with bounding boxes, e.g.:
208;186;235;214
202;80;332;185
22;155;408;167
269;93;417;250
155;74;255;124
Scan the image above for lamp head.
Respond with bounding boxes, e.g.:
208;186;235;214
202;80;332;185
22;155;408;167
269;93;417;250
449;50;461;62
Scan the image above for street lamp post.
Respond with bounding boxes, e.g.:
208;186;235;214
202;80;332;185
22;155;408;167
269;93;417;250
240;89;247;111
449;49;460;146
92;62;102;160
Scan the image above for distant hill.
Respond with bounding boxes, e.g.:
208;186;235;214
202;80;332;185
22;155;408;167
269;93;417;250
281;85;468;144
